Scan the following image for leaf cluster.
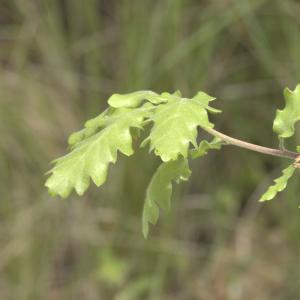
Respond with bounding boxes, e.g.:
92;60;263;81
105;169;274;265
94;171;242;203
46;84;300;237
46;90;221;237
259;84;300;202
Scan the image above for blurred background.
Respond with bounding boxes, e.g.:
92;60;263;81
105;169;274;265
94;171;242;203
1;0;300;299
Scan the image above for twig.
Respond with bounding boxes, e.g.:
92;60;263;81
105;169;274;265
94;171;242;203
203;127;298;160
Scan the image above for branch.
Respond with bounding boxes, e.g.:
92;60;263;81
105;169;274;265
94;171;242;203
203;127;299;160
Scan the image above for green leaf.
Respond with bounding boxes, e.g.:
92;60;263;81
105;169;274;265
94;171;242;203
259;165;295;202
273;84;300;138
68;109;109;147
144;92;217;162
45;107;151;198
142;157;191;238
108;91;167;108
192;91;221;113
190;137;223;159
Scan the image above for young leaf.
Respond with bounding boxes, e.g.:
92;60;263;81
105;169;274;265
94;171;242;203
68;109;109;147
192;91;221;113
259;165;295;202
45;107;151;198
273;84;300;138
108;91;166;108
190;137;223;159
142;157;191;238
144;92;217;162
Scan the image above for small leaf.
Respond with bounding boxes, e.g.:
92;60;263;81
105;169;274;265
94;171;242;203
173;90;182;97
68;109;109;147
146;92;217;162
192;91;221;113
273;84;300;138
68;129;85;146
46;107;151;198
259;165;295;202
142;157;191;238
190;137;223;159
108;91;166;108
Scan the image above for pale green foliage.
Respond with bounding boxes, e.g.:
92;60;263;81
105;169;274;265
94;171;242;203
46;89;222;235
262;84;300;203
45;107;151;197
192;92;221;114
46;85;300;237
190;137;223;159
273;84;300;138
46;90;218;198
108;91;166;108
143;92;218;162
142;157;191;238
68;109;109;147
259;165;295;202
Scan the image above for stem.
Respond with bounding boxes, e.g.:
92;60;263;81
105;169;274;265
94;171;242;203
203;127;298;160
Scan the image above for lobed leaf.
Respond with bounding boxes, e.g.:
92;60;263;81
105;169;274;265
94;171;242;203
108;91;167;108
45;107;151;198
45;87;300;238
273;84;300;138
142;157;191;238
259;165;295;202
192;91;221;113
144;92;217;162
68;109;110;147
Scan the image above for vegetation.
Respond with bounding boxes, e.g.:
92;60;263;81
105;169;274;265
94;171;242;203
46;86;300;238
1;0;300;299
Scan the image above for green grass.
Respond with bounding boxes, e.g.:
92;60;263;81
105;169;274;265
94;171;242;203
1;0;300;299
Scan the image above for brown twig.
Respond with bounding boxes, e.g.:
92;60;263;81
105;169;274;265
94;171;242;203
203;127;299;160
